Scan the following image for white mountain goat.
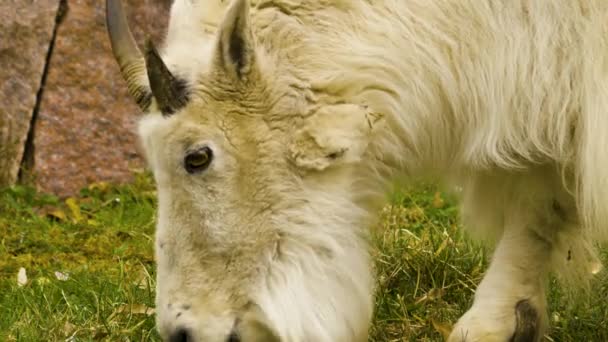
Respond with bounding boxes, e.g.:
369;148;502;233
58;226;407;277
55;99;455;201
106;0;608;341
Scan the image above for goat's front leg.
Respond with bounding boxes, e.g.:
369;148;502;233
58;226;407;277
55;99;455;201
448;214;550;342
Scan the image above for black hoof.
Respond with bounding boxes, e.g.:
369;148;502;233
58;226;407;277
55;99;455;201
510;300;540;342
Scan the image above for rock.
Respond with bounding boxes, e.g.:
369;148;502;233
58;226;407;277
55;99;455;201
33;0;171;197
0;0;62;187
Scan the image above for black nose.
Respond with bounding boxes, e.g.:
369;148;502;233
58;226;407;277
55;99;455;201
169;328;192;342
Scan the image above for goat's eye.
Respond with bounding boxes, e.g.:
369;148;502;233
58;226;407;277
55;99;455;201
184;147;213;174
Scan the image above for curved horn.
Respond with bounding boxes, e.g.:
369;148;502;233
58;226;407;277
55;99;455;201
106;0;151;110
144;40;189;116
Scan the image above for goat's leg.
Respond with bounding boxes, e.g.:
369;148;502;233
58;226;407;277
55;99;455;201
448;214;550;342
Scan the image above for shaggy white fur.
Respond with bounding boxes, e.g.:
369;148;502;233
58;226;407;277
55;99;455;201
109;0;608;341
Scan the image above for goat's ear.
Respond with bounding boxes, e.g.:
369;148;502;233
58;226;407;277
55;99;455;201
215;0;255;80
289;104;384;171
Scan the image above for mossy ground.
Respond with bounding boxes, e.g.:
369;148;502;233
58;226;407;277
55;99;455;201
1;173;606;341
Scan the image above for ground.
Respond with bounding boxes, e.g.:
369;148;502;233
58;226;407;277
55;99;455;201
0;172;606;341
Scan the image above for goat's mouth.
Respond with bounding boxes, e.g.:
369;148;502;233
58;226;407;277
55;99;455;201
166;324;242;342
166;323;280;342
162;307;280;342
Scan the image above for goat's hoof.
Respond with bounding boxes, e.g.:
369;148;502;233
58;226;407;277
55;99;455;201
447;299;542;342
510;300;540;342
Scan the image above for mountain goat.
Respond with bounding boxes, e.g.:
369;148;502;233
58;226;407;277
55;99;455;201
106;0;608;341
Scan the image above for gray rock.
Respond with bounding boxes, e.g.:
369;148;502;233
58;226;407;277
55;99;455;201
0;0;62;187
33;0;170;196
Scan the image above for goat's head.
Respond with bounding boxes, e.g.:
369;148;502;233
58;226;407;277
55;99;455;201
106;0;382;341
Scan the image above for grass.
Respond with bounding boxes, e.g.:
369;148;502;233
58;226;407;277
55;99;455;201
0;173;606;341
369;186;608;341
0;173;158;341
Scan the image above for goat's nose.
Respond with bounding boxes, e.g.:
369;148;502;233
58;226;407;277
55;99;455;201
169;328;192;342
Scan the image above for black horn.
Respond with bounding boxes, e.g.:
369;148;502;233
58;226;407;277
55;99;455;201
144;40;189;116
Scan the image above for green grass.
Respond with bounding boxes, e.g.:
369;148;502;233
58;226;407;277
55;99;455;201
0;173;158;341
369;186;608;341
0;174;606;341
